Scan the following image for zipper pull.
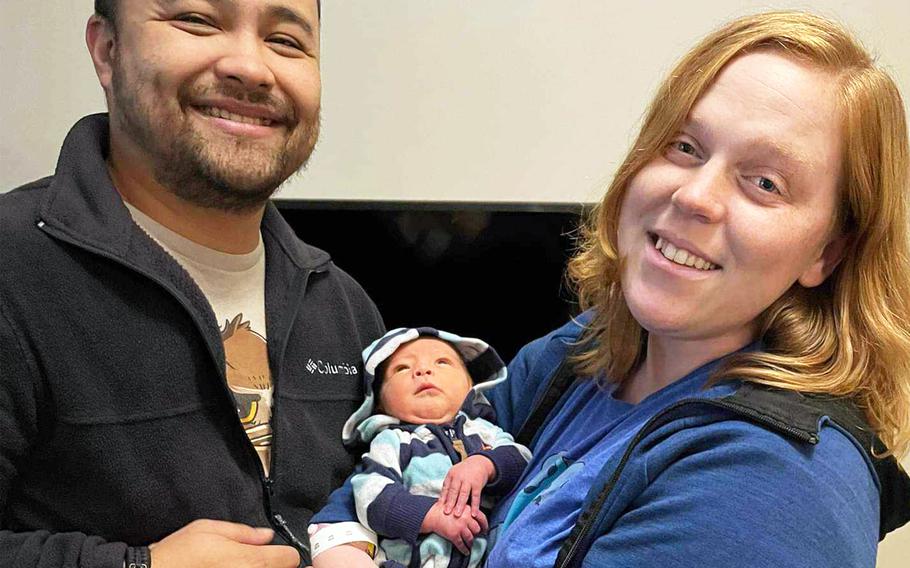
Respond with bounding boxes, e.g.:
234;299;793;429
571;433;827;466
273;513;311;562
452;439;468;461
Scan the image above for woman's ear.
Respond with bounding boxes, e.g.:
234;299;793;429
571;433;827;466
85;15;116;94
798;233;849;288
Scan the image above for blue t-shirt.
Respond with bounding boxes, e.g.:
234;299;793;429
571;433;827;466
486;358;878;568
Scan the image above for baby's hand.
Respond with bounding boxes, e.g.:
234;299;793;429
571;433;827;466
420;501;488;555
439;454;496;518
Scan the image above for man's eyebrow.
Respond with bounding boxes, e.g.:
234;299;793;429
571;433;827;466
160;0;315;37
266;5;315;37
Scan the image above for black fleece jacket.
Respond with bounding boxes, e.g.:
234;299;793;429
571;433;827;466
0;114;385;567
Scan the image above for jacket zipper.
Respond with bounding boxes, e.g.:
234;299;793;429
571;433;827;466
555;397;818;568
264;266;321;562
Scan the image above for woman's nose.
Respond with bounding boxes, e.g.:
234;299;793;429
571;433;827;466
670;162;728;223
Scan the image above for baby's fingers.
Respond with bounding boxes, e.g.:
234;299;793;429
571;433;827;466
438;474;451;504
453;480;472;517
475;510;489;533
470;483;482;519
451;529;470;555
443;478;462;514
459;526;475;553
465;515;482;536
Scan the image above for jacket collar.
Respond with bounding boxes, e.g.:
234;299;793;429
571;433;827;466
39;113;331;271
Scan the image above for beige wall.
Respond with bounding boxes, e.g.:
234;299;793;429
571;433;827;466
1;1;908;563
880;520;910;567
2;1;908;204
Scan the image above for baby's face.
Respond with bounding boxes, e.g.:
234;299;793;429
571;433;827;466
379;338;473;425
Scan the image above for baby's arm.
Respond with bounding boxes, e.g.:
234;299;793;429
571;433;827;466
351;429;489;556
308;469;378;566
309;523;375;568
440;417;532;517
351;429;438;542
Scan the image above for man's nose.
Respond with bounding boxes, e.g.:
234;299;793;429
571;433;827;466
213;35;276;92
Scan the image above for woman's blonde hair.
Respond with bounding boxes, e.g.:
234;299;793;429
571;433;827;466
568;11;910;456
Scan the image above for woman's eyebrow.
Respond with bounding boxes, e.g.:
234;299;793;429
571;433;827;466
748;140;813;176
685;117;812;174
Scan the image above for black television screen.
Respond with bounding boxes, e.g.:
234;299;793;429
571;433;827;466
277;201;583;362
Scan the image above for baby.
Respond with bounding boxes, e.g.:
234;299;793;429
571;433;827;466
309;327;531;568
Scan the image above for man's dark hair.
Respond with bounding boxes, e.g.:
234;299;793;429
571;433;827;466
94;0;116;26
94;0;321;31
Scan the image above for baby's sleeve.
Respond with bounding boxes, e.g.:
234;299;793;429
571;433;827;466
351;429;437;544
466;417;532;495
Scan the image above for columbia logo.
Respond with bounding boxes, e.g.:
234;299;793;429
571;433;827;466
305;358;357;376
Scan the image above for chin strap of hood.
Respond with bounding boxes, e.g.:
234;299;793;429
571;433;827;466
342;327;507;446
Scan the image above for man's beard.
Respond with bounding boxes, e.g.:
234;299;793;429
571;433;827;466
110;61;319;213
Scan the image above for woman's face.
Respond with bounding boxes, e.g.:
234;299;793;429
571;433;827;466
617;51;846;351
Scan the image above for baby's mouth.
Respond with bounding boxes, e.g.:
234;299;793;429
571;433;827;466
415;384;439;395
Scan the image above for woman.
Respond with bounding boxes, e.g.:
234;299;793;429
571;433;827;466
309;11;910;567
485;10;910;568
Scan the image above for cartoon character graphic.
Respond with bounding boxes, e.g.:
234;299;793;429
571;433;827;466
501;452;584;529
221;314;273;472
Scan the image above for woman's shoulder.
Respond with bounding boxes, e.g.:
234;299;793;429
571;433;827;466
582;415;879;567
510;312;592;373
488;313;592;433
638;388;878;497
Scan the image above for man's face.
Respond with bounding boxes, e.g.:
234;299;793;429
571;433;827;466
105;0;321;211
379;339;474;425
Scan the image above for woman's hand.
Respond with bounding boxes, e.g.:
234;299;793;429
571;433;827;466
438;455;496;518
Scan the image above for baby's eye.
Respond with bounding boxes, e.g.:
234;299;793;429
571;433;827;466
392;364;409;374
436;358;452;366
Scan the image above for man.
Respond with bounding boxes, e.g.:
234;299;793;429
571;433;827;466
0;1;384;567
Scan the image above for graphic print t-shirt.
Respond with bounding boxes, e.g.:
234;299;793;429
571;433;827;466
126;204;273;475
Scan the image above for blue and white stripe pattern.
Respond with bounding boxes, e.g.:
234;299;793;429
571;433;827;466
342;327;530;567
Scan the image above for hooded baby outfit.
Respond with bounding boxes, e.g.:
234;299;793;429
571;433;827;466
341;328;531;568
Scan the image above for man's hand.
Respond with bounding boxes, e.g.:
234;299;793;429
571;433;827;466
439;454;496;518
420;501;488;555
149;519;300;568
